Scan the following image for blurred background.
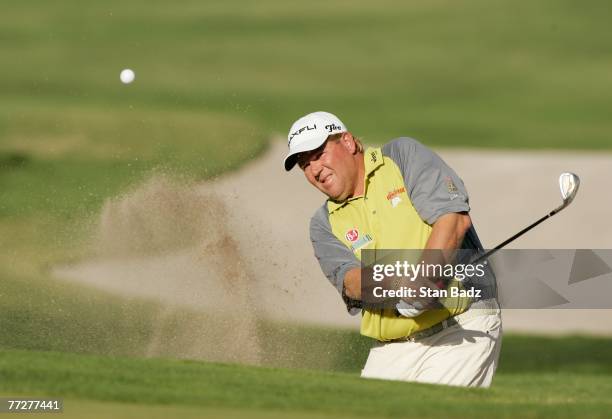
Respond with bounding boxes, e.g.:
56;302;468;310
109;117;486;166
1;1;612;417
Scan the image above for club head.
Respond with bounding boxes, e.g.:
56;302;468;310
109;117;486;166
559;172;580;208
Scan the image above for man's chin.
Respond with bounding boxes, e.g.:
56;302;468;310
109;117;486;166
325;190;348;202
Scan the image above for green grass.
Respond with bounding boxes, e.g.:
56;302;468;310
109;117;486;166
1;2;611;417
2;0;612;151
2;336;612;418
0;267;371;370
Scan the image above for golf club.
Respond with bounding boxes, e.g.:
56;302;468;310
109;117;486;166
472;172;580;264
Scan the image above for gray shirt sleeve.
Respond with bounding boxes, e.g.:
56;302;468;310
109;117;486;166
310;205;361;314
382;137;470;224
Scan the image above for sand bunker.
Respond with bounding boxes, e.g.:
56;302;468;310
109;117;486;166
53;141;612;364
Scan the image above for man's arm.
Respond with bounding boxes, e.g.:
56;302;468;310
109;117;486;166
310;205;361;313
343;212;471;300
422;212;472;267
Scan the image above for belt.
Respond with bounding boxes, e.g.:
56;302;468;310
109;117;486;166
401;298;499;342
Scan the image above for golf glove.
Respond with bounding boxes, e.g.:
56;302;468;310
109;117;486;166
396;300;425;318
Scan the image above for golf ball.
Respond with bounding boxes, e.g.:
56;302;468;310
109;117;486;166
120;69;135;84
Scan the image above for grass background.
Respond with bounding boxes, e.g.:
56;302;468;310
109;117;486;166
1;0;612;417
2;337;612;418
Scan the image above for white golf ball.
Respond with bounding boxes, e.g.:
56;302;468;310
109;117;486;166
120;69;135;84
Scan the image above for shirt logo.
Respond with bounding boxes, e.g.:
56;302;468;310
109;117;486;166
446;177;458;193
345;228;359;242
350;234;374;252
370;152;377;163
386;187;406;208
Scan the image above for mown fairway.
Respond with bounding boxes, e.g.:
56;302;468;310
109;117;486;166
2;0;611;152
1;1;612;417
2;335;612;419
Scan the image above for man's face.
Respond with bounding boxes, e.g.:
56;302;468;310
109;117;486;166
297;135;359;201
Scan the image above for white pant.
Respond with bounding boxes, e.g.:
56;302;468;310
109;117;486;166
361;310;502;388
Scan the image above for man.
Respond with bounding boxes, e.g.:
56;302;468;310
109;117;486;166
284;111;502;387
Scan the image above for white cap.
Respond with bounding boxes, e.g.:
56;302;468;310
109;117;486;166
284;111;347;171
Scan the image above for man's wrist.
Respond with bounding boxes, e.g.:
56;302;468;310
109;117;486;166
342;284;362;311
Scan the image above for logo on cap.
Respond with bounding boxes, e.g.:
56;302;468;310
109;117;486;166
325;123;341;133
288;124;317;146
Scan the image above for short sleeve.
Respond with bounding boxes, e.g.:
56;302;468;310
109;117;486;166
310;205;361;314
382;138;470;225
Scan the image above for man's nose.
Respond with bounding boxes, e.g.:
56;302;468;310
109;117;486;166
310;159;323;179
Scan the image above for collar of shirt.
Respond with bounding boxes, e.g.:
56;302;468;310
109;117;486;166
327;147;384;214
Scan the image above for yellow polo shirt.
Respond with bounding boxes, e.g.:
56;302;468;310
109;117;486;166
310;138;482;341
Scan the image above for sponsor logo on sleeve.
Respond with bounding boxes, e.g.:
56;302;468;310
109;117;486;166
445;177;461;200
445;177;458;193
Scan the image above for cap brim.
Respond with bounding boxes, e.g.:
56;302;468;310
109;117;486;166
283;135;329;171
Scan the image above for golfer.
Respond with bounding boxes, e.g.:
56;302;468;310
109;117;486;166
284;111;502;387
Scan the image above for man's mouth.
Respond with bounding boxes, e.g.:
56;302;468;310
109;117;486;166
320;174;333;186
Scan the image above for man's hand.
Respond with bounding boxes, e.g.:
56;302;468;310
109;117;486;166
396;300;426;317
344;266;440;309
343;267;361;300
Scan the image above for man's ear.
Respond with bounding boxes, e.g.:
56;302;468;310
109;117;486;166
340;132;356;154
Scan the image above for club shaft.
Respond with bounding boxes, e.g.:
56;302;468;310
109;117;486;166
469;172;578;265
472;209;558;264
